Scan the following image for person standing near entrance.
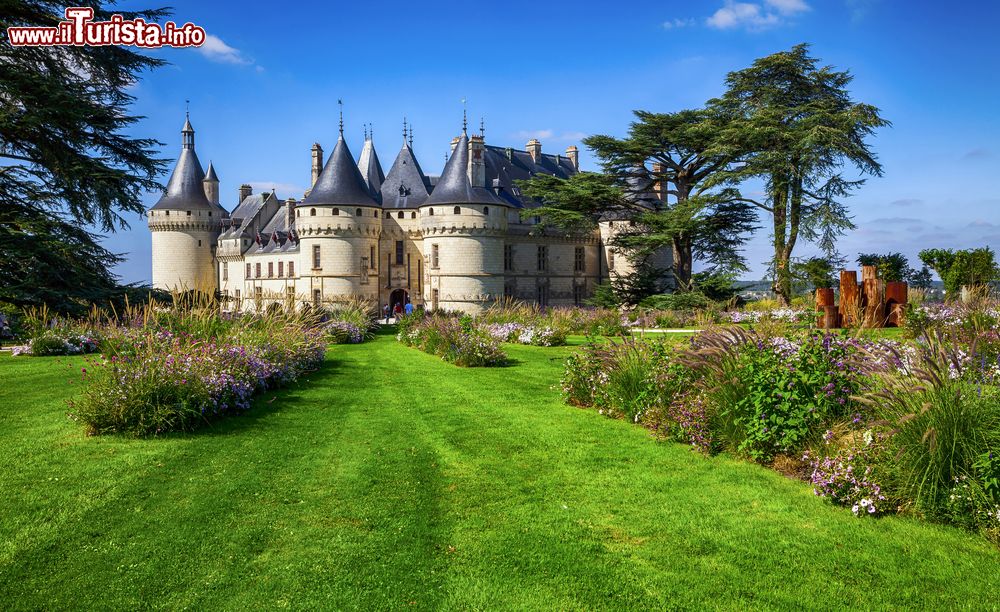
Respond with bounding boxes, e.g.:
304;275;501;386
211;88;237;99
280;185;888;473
404;300;413;316
393;302;403;319
383;303;390;324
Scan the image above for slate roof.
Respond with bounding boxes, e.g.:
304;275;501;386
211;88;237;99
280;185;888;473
380;142;432;209
302;134;379;208
204;161;219;182
220;193;270;238
357;139;384;200
424;132;505;207
150;118;227;214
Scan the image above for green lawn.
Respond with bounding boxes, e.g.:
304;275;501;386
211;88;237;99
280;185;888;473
1;330;998;609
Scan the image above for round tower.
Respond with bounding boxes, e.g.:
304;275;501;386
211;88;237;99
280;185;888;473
147;114;227;293
297;122;381;306
419;128;508;314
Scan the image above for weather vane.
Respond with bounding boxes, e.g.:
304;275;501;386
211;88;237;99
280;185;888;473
461;97;467;133
337;99;343;134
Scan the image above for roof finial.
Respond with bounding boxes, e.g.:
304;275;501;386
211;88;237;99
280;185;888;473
185;99;190;119
480;117;485;138
408;124;413;148
403;116;408;143
337;98;344;136
369;122;373;141
461;97;467;134
363;123;368;140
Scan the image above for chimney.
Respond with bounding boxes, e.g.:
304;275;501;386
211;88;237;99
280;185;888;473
565;145;579;172
526;138;541;163
239;184;252;204
651;162;666;201
311;143;323;187
285;197;296;229
468;134;486;187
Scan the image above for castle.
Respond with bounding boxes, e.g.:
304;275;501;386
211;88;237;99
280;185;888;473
148;112;671;313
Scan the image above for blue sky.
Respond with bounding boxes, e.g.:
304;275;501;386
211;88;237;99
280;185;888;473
108;0;1000;283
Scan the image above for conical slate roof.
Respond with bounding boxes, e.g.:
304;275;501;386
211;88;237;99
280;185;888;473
357;139;384;199
302;135;379;207
204;161;219;182
424;132;505;206
381;142;431;209
150;148;214;211
150;117;226;213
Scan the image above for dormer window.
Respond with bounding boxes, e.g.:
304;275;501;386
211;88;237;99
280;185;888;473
397;211;404;219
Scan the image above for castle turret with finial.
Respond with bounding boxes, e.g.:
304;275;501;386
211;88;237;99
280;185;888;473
147;111;227;293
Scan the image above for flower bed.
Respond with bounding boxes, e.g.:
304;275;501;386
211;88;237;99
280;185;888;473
64;310;327;436
561;325;1000;542
9;330;100;356
396;314;507;367
482;322;566;346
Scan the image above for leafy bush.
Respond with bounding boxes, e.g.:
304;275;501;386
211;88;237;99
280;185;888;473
862;347;1000;519
68;311;326;436
26;331;99;356
807;437;888;517
397;314;507;367
919;247;1000;294
640;291;712;311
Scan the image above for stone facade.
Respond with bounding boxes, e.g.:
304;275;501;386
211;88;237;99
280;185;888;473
149;116;672;313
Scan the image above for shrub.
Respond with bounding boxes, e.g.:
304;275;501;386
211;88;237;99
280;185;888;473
68;311;326;436
27;331;99;356
640;291;712;311
807;436;889;517
398;314;507;367
860;338;1000;521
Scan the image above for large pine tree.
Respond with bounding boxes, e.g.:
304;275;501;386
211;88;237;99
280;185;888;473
0;1;167;313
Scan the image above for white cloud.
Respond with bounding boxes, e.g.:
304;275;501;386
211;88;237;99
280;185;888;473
706;0;809;30
512;129;554;141
662;18;694;29
765;0;810;14
197;34;252;65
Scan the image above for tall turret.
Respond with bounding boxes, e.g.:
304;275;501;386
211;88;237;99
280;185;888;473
420;125;508;313
147;113;227;293
298;116;382;305
203;161;220;205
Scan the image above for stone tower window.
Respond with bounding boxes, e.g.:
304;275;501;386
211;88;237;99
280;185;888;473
255;263;261;278
395;240;404;265
428;208;434;216
355;208;362;216
504;245;513;271
222;262;228;281
288;261;294;277
483;207;489;216
312;245;321;270
398;211;404;219
278;261;284;277
268;262;273;278
165;210;170;216
187;211;192;216
453;206;461;215
332;208;339;216
431;244;439;269
411;212;416;219
246;263;251;277
198;240;202;247
574;246;585;273
310;208;316;216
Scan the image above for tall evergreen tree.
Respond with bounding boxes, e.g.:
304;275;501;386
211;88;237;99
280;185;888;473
520;109;757;292
0;1;167;313
711;44;889;305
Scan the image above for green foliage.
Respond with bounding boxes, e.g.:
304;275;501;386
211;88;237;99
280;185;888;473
866;341;1000;521
910;265;935;289
707;334;854;462
0;1;168;314
857;253;912;282
585;282;622;308
397;314;508;367
711;43;889;305
692;270;738;301
793;256;837;289
919;248;999;294
639;291;712;311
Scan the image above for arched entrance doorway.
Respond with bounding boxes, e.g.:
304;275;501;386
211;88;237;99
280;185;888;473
389;289;409;317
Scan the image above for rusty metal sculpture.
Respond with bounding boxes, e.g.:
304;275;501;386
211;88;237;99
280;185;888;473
817;265;907;329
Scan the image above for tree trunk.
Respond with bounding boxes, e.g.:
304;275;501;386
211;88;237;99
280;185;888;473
672;235;693;291
771;178;791;305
